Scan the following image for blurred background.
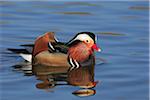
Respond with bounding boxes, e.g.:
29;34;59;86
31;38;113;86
0;1;149;100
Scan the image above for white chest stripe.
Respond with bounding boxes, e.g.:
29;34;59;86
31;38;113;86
69;58;75;70
69;58;80;71
74;60;80;69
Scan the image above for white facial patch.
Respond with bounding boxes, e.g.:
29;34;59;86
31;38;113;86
74;34;93;42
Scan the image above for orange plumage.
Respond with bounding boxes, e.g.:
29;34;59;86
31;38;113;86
32;32;56;57
68;42;92;62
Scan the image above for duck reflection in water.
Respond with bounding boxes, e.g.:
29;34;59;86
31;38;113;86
32;55;98;97
12;59;99;97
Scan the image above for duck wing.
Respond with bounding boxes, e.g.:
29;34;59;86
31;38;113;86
51;42;69;54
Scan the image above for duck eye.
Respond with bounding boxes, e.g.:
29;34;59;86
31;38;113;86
86;40;89;43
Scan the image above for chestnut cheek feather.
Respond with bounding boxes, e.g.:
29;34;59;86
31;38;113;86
68;43;91;62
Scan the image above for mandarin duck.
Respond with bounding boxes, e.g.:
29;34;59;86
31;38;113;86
8;32;101;70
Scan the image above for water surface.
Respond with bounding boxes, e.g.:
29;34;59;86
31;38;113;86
0;1;149;100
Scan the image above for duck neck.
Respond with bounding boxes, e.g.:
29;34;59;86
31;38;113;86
68;42;93;62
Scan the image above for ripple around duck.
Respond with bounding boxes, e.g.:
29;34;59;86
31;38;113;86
97;32;126;36
129;6;149;10
54;12;92;16
64;2;99;7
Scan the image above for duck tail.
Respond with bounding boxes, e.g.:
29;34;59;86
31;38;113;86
7;48;32;62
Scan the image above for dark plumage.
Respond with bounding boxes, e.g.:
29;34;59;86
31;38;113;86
7;48;30;54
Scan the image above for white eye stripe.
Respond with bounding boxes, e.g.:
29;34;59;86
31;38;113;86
74;34;92;42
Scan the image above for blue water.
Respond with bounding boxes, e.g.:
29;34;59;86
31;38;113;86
0;1;149;100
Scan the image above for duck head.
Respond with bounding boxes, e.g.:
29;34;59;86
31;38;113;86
67;32;101;62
